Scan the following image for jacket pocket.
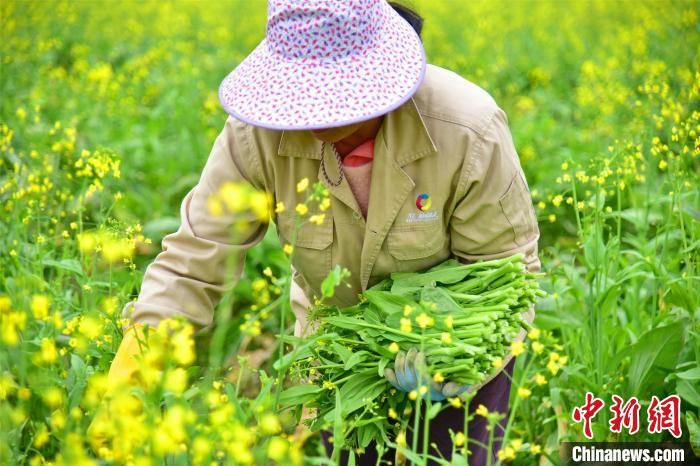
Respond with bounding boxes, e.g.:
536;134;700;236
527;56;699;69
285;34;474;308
277;212;333;297
387;222;445;261
498;173;537;247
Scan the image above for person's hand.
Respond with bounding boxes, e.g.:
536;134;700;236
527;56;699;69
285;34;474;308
383;347;470;401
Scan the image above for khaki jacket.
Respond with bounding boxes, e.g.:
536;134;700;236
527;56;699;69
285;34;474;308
124;63;541;394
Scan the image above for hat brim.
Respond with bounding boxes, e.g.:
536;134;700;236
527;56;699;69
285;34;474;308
218;1;426;131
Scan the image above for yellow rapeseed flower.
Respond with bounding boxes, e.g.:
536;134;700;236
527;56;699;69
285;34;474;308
396;431;407;448
172;325;195;366
454;432;466;447
415;312;434;328
400;318;412;333
491;357;503;368
39;338;57;363
268;437;288;461
295;203;308;216
275;201;285;213
444;315;454;329
250;191;270;221
78;315;102;340
388;342;400;353
42;386;64;409
510;340;525;356
259;413;281;434
164;367;189;394
309;214;325;225
296;177;309;193
534;373;547;385
476;404;489;417
0;296;10;312
101;238;134;264
517;387;531;398
33;424;49;448
283;244;294;255
527;328;540;340
322;380;336;390
497;446;516;461
31;295;50;320
77;232;98;253
532;341;544;354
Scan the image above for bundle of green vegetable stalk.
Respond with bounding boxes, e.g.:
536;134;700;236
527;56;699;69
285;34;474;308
276;253;545;450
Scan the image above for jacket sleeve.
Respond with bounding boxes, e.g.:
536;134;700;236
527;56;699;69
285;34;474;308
449;106;541;311
122;116;269;330
449;107;541;396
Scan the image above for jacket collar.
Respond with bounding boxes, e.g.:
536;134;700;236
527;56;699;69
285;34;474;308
276;97;438;166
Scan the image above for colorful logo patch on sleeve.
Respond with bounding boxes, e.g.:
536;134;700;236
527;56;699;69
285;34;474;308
415;193;432;211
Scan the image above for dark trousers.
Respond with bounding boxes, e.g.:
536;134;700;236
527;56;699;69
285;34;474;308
321;357;516;465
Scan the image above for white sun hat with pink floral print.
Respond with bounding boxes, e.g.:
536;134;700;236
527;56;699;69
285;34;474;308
218;0;426;131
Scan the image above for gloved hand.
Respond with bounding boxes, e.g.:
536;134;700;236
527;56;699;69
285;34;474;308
384;347;470;401
87;323;154;453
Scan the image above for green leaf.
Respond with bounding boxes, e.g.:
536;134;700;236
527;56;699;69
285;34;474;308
338;370;378;398
43;258;84;276
420;287;463;314
391;266;473;288
358;423;379;449
676;367;700;381
251;370;274;412
622;321;687;394
344;351;369;371
367;277;392;291
340;380;387;417
686;412;700;457
66;354;87;410
278;384;324;406
272;335;325;370
676;379;700;407
427;402;443;420
324;316;371;332
321;265;344;299
331;342;353;365
337;370;386;416
583;233;606;271
333;389;345;451
378;358;390;378
363;290;418;315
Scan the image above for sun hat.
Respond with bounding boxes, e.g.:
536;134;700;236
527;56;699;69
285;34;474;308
218;0;426;131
